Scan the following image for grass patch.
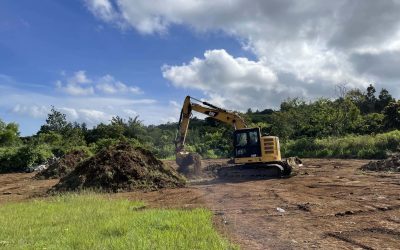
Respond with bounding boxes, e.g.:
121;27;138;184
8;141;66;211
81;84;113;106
282;130;400;159
0;194;234;250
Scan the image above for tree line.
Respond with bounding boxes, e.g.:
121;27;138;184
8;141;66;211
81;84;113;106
1;84;400;172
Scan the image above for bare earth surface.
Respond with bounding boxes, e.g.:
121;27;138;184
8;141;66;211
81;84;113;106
1;159;399;250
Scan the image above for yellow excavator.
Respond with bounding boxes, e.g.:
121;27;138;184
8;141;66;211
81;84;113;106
175;96;294;178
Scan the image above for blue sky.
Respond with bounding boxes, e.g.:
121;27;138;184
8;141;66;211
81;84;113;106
1;0;400;135
0;0;248;135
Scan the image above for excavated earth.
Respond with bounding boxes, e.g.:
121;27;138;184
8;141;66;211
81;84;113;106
35;150;89;179
361;154;400;172
53;144;186;192
0;158;399;249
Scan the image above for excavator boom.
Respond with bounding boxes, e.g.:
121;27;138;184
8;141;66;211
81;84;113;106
175;96;247;153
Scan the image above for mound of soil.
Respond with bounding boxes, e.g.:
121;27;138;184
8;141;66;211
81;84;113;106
53;143;186;192
35;150;89;179
361;154;400;172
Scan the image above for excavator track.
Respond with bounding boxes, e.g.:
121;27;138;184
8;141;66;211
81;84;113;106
217;161;292;179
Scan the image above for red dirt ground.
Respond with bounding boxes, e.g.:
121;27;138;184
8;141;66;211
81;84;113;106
1;159;399;250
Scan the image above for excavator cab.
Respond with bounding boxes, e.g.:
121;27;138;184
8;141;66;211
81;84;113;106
234;128;262;158
234;127;283;165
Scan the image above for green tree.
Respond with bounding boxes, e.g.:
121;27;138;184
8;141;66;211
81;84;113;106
383;101;400;130
280;98;306;112
376;88;394;113
360;113;384;134
345;88;365;110
362;84;377;114
0;120;21;146
125;116;146;140
39;106;68;134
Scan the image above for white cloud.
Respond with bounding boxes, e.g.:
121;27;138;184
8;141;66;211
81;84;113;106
163;49;298;110
123;108;137;116
58;107;79;120
11;105;49;119
56;70;141;96
57;80;95;96
163;49;277;91
15;105;112;125
56;71;94;96
78;108;112;124
85;0;400;109
68;70;92;85
96;74;142;94
84;0;118;22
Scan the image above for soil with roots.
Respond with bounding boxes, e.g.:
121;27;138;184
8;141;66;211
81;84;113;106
53;143;186;192
361;154;400;172
35;150;89;180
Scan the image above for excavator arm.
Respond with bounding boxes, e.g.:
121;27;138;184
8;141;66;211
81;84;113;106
175;96;247;153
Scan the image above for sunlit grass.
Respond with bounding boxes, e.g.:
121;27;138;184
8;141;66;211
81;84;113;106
283;130;400;159
0;194;234;250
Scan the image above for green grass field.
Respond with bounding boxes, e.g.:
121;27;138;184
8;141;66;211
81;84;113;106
0;194;234;250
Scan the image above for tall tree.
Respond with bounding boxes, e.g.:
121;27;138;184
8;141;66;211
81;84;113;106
383;101;400;130
39;106;68;134
345;88;365;110
363;84;377;113
376;88;394;113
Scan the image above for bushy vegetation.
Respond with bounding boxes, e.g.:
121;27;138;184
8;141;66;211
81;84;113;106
0;194;234;249
283;130;400;159
1;84;400;172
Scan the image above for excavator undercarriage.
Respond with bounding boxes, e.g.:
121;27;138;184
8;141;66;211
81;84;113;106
217;160;295;179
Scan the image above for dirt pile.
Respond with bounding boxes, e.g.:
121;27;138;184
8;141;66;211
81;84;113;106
361;154;400;172
53;143;186;192
35;150;89;179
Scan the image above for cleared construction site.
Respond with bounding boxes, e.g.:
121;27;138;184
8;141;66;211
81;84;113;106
1;149;399;249
1;95;400;249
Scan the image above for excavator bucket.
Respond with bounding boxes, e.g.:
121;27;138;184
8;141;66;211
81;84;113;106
176;152;202;177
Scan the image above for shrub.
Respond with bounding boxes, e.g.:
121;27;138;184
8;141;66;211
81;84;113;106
0;144;53;173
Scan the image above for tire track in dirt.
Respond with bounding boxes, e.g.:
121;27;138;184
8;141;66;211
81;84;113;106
1;158;400;249
192;159;400;249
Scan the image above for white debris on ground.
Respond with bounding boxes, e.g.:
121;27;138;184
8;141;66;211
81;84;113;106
276;207;286;213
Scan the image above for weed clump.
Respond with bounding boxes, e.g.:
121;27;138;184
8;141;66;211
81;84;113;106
53;143;186;192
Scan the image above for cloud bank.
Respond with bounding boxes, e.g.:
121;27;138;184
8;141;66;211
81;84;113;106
85;0;400;110
0;72;178;134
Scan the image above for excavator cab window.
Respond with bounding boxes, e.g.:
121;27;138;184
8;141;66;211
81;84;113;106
234;128;262;158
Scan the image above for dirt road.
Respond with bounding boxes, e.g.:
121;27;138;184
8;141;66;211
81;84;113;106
0;159;399;249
